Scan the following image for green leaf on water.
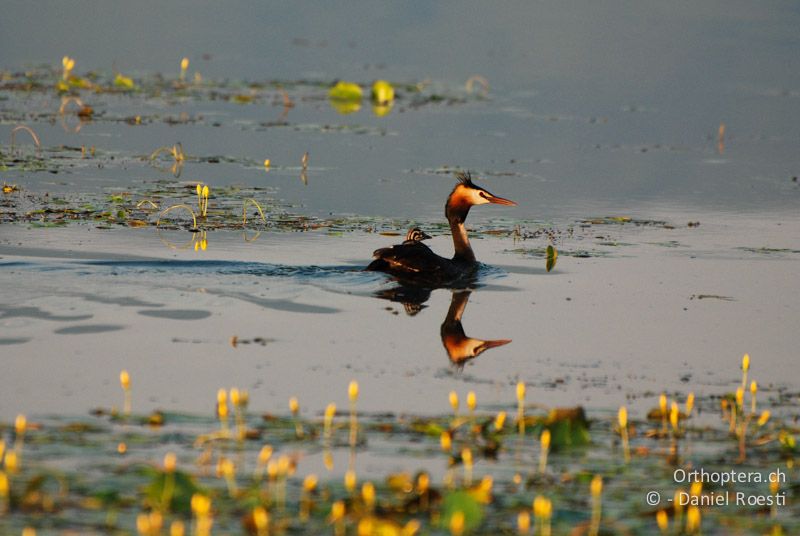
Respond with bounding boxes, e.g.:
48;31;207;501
92;489;123;507
142;468;203;514
546;245;558;272
441;490;484;532
410;420;448;437
59;421;104;433
779;431;797;453
329;81;363;102
329;81;363;114
114;73;135;90
543;407;590;450
69;76;92;89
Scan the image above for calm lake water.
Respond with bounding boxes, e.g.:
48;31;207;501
1;1;799;420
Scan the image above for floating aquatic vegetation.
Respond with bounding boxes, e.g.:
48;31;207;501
464;75;489;97
371;80;395;116
61;56;75;81
0;374;796;534
156;204;197;229
119;370;131;417
58;95;93;118
149;143;185;179
328;81;363;114
113;72;136;90
618;406;630;463
735;246;800;256
9;125;41;155
348;381;359;449
195;183;209;218
0;65;487;161
241;198;267;225
545;244;557;272
329;81;363;102
179;57;189;83
580;216;670;227
507;246;615;259
56;56;84;92
690;294;735;301
255;122;391;135
516;381;526;435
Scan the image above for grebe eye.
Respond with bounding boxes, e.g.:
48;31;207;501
478;191;488;198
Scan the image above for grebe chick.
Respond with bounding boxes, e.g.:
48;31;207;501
403;227;432;244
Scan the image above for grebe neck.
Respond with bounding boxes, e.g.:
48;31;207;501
449;214;475;264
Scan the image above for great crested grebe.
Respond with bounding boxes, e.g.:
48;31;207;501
367;172;516;285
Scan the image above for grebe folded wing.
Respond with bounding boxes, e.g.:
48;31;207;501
367;241;447;274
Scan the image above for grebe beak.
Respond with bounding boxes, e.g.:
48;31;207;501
478;338;513;351
486;194;516;206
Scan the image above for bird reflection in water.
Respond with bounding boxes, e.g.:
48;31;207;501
440;290;511;366
375;286;511;366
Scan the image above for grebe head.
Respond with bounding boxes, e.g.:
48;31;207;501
405;227;432;243
446;172;516;222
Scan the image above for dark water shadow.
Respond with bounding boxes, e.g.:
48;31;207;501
0;305;93;322
54;324;126;335
69;293;164;308
0;261;36;269
210;290;340;314
138;309;212;320
5;258;351;315
0;337;31;345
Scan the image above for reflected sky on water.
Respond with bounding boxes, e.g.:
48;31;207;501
2;1;799;219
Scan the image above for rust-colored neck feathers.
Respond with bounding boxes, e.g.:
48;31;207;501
445;185;475;262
